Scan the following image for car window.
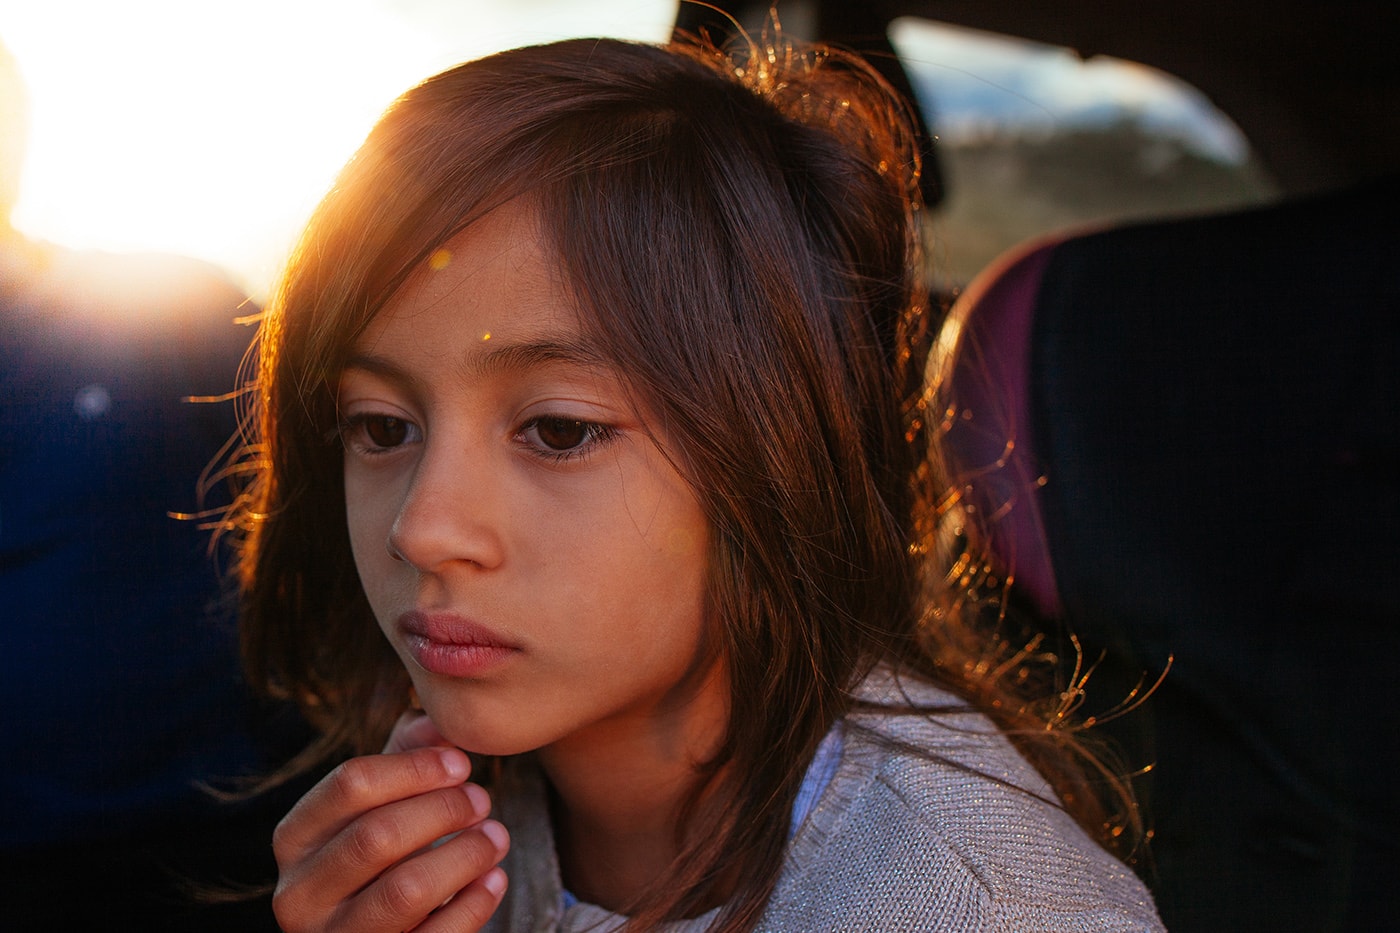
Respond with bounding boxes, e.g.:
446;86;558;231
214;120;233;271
891;18;1278;288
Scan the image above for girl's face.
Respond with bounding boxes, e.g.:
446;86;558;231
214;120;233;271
338;202;723;760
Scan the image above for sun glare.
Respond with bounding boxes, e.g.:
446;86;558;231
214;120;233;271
1;0;674;300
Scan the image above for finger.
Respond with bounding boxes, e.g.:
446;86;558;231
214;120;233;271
412;866;509;933
384;711;452;754
343;820;510;933
274;782;494;930
274;747;471;865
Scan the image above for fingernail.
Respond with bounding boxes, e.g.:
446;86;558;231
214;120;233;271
465;782;490;815
481;866;508;897
479;819;509;854
438;748;469;782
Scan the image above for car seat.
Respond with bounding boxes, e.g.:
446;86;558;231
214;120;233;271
938;176;1399;932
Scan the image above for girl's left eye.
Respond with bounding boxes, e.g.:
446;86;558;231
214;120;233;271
338;413;422;454
518;416;616;460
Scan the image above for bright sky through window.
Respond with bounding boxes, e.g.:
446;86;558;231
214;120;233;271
890;17;1250;163
3;3;1247;300
1;0;676;299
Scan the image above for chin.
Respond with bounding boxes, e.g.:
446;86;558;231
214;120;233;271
425;711;546;759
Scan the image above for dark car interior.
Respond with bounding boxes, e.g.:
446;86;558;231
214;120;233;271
5;2;1394;929
687;3;1399;931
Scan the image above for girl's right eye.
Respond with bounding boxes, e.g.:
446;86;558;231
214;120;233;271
340;413;421;454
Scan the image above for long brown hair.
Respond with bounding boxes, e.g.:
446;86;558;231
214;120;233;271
232;31;1138;932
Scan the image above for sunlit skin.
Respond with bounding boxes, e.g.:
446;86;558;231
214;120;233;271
337;200;730;910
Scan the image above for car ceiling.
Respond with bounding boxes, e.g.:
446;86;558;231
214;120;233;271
682;1;1400;197
890;0;1400;195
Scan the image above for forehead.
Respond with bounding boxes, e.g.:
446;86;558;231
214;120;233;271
358;200;580;352
345;199;638;398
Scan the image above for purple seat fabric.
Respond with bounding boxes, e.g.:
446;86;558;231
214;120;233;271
939;237;1062;619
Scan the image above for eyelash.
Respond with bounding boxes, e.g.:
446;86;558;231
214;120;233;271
337;412;618;463
337;413;421;456
515;415;619;463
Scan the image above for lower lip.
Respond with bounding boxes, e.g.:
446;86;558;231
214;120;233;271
405;635;519;678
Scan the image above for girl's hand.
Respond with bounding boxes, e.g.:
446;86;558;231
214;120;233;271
382;708;454;755
271;717;509;933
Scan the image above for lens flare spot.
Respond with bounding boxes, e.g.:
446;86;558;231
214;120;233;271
428;248;453;271
664;527;700;556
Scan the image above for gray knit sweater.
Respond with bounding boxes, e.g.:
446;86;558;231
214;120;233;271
483;669;1164;932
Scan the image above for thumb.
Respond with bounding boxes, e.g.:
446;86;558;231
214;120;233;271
384;709;453;754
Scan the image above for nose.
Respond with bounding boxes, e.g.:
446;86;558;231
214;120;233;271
384;440;505;573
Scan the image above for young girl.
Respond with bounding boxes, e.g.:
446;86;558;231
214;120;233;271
234;32;1163;933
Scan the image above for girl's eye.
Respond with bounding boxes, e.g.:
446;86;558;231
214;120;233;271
340;414;420;453
519;416;616;460
535;417;588;450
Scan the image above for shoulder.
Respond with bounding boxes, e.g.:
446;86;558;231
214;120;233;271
758;668;1163;932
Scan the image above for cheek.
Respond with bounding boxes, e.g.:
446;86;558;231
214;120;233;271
628;497;712;634
343;473;398;599
661;520;707;565
614;482;706;577
549;467;711;624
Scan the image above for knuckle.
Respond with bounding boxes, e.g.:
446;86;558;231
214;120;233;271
444;880;505;931
437;786;477;826
455;896;495;930
460;823;506;867
270;811;303;864
329;757;378;804
270;819;292;862
377;861;434;918
270;882;312;933
344;813;405;867
406;746;451;786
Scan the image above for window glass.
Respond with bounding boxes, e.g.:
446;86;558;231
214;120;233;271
891;18;1278;287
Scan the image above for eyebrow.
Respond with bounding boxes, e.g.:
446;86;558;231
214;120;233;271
340;335;614;387
467;336;612;378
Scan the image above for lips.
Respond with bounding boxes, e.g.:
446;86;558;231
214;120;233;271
399;610;521;678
